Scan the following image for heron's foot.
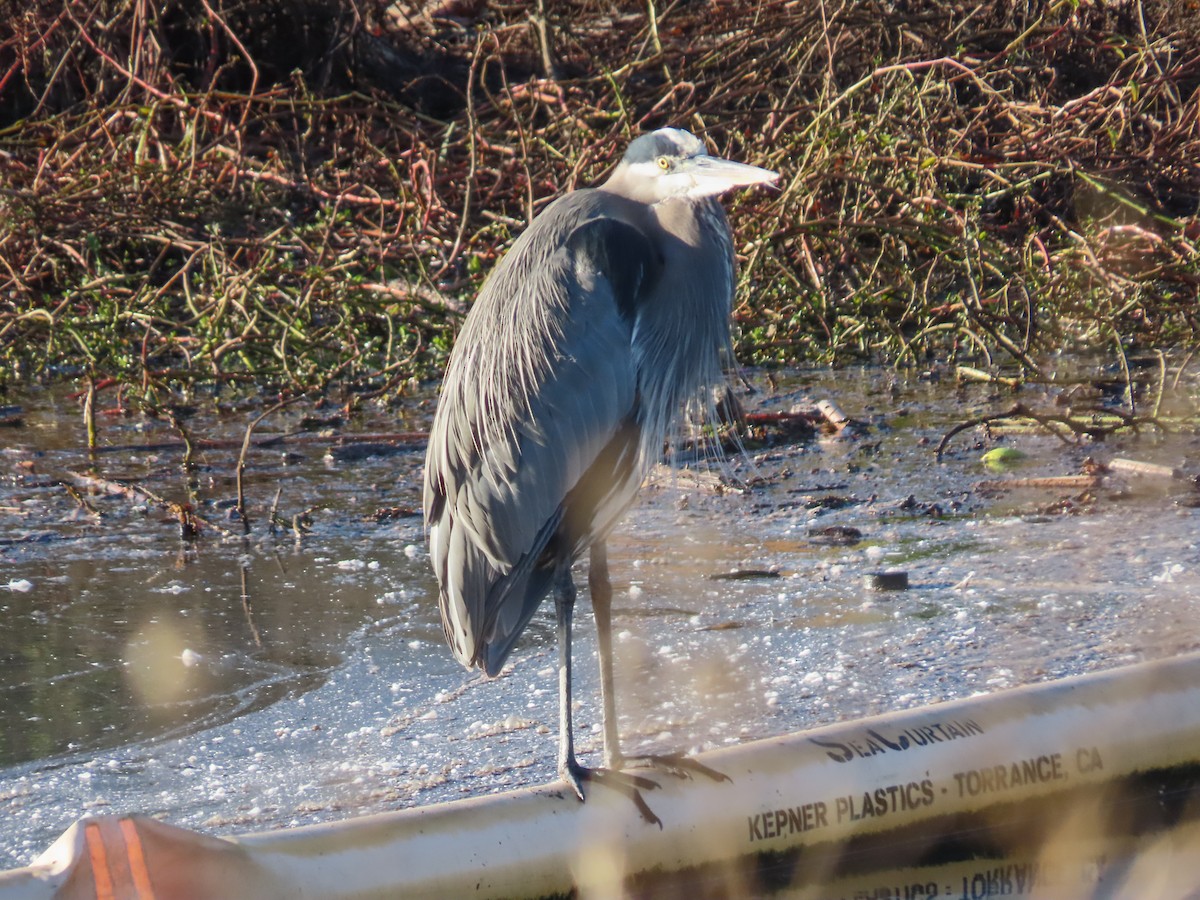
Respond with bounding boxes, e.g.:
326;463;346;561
613;751;732;784
560;759;662;828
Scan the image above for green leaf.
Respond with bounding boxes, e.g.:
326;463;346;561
981;447;1027;471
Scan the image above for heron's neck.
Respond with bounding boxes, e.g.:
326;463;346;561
630;197;735;471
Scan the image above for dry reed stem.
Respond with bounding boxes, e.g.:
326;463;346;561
0;0;1196;400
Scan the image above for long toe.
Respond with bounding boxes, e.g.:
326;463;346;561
561;761;663;828
616;751;732;783
561;759;588;802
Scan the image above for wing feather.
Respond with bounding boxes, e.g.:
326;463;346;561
424;194;660;674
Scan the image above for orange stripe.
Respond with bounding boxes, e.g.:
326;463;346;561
84;823;116;900
119;818;157;900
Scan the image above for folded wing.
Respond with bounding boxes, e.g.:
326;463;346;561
424;196;661;675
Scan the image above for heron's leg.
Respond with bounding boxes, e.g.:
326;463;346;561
589;541;622;769
554;564;661;826
588;546;732;787
553;566;585;799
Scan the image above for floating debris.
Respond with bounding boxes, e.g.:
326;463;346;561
1106;458;1186;481
863;571;909;592
977;475;1102;491
981;447;1027;471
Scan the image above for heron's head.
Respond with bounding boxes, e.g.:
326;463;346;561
605;128;777;204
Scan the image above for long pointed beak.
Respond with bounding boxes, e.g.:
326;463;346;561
684;155;779;197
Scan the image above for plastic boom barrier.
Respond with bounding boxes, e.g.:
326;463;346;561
3;651;1200;898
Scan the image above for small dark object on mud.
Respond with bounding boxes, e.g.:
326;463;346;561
743;409;819;433
808;525;864;545
802;494;860;512
710;569;782;581
374;506;419;521
326;442;412;462
299;415;347;431
864;570;909;591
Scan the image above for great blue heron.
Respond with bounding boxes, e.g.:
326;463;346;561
423;127;777;820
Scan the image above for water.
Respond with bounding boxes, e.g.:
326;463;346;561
2;366;1199;867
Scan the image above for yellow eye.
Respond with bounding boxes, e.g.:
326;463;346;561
656;156;670;171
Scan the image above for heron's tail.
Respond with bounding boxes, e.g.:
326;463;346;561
431;515;557;677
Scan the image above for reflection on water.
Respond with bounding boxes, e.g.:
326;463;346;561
0;388;439;771
0;547;401;767
1;365;1199;870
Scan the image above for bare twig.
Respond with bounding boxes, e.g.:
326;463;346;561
235;393;312;534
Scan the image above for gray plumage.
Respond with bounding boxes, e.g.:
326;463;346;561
423;127;776;811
